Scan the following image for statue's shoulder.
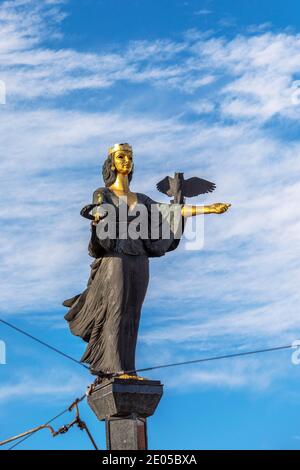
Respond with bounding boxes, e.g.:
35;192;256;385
92;186;107;204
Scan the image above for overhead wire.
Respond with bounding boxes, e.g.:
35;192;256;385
0;318;89;369
2;393;100;451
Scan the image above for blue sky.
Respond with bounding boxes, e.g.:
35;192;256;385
0;0;300;450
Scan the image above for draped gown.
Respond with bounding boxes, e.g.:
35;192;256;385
63;187;184;375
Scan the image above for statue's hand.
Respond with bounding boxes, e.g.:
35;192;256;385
92;211;108;225
93;213;101;225
209;203;231;214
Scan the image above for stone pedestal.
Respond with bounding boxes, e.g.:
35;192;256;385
87;377;163;450
106;416;148;450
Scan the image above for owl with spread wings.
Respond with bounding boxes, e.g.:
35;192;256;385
156;172;216;204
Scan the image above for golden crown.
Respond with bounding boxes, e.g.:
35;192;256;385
108;143;132;155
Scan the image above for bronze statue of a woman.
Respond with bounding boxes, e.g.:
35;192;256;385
63;143;230;378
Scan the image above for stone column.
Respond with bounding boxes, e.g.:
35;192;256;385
87;377;163;450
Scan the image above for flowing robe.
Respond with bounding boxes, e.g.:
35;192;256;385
63;187;185;375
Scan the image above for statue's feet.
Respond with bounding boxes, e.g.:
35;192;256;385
117;373;146;381
89;367;147;381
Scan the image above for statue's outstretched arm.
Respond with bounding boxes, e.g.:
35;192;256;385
181;202;231;217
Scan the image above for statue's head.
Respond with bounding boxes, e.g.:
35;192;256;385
102;143;134;187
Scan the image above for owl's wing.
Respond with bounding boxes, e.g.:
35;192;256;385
156;176;174;197
183;177;216;197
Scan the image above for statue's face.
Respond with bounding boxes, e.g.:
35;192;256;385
113;150;133;175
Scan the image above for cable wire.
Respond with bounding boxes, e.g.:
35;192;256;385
0;318;89;370
103;344;295;378
136;344;294;373
6;394;87;450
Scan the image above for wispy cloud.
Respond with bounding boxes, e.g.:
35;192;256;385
0;368;87;402
166;356;285;391
194;9;212;16
1;0;300;110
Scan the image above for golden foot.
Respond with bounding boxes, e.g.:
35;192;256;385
117;373;146;381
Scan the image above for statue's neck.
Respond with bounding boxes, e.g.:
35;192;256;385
109;173;130;193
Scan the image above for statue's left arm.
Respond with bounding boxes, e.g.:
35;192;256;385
181;202;231;217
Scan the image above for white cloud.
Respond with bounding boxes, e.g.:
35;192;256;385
188;99;215;114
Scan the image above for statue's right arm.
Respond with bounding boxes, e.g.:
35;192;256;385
182;203;231;217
